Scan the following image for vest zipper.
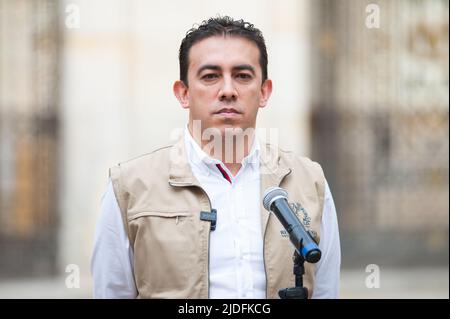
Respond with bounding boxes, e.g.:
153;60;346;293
192;185;213;299
263;226;269;298
170;181;213;298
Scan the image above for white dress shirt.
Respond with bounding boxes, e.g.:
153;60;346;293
91;128;341;298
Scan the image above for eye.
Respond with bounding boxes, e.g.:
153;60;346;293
202;73;219;81
236;73;252;80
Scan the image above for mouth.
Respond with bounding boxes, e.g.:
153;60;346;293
214;108;242;115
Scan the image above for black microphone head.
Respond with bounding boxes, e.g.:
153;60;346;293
306;249;321;263
263;187;289;211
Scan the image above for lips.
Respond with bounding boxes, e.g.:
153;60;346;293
215;108;241;114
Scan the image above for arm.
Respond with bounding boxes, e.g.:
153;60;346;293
311;180;341;299
91;180;137;298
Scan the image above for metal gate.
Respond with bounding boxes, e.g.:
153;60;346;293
310;0;449;268
0;0;60;278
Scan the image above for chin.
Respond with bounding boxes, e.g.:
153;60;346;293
220;124;254;137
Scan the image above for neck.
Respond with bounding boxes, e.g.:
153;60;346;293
188;124;255;176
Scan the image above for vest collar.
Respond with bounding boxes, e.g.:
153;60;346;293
168;135;199;187
259;143;292;235
168;133;291;185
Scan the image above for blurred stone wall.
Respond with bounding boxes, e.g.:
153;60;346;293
0;0;60;278
310;0;449;268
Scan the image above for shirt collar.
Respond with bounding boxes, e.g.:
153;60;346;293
184;124;260;177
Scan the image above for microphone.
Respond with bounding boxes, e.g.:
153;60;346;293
263;187;321;263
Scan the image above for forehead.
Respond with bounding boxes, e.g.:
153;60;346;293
188;36;260;71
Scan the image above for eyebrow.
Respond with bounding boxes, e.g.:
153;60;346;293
196;65;221;77
234;64;256;75
196;64;256;77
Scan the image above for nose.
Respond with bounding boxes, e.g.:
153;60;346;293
218;76;238;102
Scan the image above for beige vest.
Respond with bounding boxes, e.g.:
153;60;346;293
109;136;325;299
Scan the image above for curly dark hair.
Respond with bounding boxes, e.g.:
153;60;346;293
178;16;268;86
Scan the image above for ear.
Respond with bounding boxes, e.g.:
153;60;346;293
173;80;189;109
259;79;272;108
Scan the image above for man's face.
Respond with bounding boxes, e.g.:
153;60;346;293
174;36;272;136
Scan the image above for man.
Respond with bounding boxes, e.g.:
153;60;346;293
91;16;340;299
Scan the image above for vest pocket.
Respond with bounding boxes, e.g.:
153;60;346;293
127;210;200;297
128;211;191;221
128;211;193;233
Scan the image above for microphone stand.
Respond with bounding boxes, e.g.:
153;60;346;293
278;250;309;299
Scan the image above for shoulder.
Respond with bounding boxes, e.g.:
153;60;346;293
265;144;326;199
120;143;174;166
268;144;325;179
109;142;176;182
